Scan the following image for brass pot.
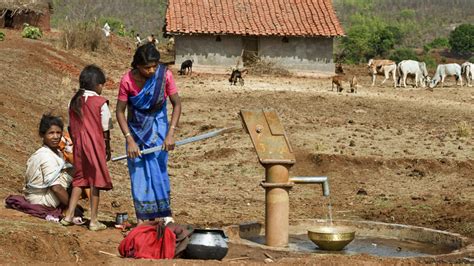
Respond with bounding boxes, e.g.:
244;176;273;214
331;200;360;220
308;226;355;251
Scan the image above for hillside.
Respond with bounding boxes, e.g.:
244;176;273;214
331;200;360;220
333;0;474;47
51;0;168;40
50;0;474;47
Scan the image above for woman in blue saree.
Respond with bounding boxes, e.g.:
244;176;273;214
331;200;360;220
116;43;181;224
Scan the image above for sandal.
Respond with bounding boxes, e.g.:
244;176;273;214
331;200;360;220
60;217;86;226
89;222;107;231
60;218;73;226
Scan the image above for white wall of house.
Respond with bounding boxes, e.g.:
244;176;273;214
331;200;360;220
174;34;335;73
259;36;334;72
175;35;242;69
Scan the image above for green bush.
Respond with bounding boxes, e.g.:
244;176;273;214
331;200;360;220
430;37;450;48
99;17;130;37
21;24;42;39
0;31;5;41
419;55;437;69
399;9;415;19
423;44;431;53
340;25;373;63
370;26;402;57
389;48;419;62
423;37;450;53
340;18;404;63
449;24;474;55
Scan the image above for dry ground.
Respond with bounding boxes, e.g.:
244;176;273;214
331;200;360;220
0;29;473;264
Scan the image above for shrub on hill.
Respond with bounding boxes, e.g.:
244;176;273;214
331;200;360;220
449;24;474;55
418;55;437;69
389;48;419;62
22;24;42;39
0;31;5;41
340;22;403;63
424;37;450;53
98;17;131;37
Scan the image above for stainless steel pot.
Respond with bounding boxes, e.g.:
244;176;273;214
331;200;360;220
185;229;228;260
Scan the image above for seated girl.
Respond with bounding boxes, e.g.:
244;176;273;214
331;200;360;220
24;114;73;208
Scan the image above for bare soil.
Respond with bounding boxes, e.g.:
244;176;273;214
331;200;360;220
0;29;473;264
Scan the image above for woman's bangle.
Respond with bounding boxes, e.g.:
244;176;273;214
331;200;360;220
170;125;179;130
124;132;131;138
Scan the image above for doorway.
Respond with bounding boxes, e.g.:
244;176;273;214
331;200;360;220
4;10;14;28
242;37;258;66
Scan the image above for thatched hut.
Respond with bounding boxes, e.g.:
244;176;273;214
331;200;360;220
0;0;52;31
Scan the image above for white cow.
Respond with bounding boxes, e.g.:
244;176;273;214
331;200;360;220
367;59;397;87
429;63;463;88
461;62;474;87
397;60;430;88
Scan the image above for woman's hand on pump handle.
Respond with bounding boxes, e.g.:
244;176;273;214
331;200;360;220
126;136;141;159
163;134;175;151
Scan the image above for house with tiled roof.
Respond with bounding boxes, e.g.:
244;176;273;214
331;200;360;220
165;0;344;74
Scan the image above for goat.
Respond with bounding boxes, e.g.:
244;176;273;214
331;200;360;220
335;63;344;75
229;68;247;85
349;76;359;93
332;75;344;92
178;59;193;75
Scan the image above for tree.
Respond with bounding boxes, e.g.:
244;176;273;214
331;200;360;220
340;25;373;63
389;48;419;62
370;26;402;57
449;24;474;55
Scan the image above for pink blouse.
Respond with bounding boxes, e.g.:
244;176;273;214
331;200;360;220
118;69;178;102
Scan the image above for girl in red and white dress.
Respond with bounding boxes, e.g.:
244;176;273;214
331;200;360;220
61;65;113;231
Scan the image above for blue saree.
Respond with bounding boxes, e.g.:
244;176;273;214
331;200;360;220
127;65;171;220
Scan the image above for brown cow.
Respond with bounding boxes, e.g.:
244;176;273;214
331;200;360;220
367;59;397;87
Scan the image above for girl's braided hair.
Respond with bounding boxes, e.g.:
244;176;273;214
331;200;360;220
69;65;106;117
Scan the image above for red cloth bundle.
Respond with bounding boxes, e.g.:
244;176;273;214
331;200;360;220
118;223;176;259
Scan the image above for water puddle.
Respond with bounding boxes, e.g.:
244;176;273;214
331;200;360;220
244;234;453;257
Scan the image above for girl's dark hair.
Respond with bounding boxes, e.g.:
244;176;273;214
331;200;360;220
39;113;63;137
70;64;106;117
131;42;160;69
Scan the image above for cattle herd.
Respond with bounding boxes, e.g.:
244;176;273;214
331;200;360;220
177;58;473;91
367;59;474;89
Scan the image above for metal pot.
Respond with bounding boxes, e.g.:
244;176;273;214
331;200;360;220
185;229;228;260
308;226;355;251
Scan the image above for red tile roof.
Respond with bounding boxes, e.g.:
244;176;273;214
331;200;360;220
166;0;344;37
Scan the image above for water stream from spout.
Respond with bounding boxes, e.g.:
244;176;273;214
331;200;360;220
327;196;334;225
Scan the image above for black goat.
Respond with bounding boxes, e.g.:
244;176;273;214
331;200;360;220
178;59;193;75
229;69;247;85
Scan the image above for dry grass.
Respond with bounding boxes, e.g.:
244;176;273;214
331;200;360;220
61;22;109;52
456;121;472;138
244;54;292;77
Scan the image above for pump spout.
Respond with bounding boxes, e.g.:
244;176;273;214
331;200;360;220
289;176;330;196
